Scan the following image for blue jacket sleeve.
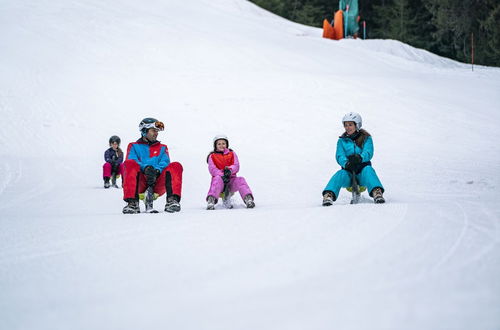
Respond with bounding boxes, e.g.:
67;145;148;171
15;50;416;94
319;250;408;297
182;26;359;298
336;139;348;167
127;144;142;167
360;136;374;162
155;146;171;171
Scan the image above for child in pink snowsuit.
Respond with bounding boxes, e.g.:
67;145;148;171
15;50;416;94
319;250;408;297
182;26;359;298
206;134;255;209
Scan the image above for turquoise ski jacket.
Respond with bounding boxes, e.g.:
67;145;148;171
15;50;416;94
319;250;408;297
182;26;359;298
336;134;374;168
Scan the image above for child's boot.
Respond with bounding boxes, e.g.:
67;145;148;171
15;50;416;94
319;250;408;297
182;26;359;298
104;177;111;189
322;191;335;206
372;187;385;204
165;195;181;213
243;194;255;208
206;196;216;210
122;198;140;214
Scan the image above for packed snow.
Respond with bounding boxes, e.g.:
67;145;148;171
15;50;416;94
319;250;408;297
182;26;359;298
1;0;499;329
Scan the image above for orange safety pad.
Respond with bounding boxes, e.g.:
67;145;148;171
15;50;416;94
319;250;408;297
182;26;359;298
333;10;344;40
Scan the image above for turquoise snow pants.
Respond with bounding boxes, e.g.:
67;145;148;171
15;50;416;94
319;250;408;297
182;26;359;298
323;166;384;199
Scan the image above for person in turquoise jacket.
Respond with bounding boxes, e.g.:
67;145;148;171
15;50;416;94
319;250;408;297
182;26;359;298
323;112;385;205
339;0;360;37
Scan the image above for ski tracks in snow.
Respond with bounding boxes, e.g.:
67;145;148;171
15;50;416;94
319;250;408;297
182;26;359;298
430;200;500;273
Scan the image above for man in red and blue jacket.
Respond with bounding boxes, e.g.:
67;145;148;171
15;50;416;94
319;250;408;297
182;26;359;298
122;118;183;214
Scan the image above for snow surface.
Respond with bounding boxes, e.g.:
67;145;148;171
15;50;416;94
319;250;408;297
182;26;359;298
1;0;500;329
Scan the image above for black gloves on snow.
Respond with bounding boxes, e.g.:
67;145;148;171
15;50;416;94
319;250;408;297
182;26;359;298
222;168;231;184
143;165;160;186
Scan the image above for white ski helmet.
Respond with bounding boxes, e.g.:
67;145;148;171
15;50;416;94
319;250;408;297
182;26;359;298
342;112;362;130
139;117;164;136
213;134;229;148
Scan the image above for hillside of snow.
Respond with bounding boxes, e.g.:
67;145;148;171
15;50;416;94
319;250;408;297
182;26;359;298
1;0;500;329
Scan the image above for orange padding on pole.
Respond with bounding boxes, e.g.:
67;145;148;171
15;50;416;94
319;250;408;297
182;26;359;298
323;19;335;39
333;10;344;40
322;10;344;40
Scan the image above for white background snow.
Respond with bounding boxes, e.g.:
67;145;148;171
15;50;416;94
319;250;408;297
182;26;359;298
1;0;500;329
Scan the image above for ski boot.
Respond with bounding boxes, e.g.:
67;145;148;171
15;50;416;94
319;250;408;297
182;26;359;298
322;191;335;206
111;174;119;188
206;196;216;210
123;198;140;214
165;195;181;213
104;177;111;189
372;187;385;204
243;194;255;208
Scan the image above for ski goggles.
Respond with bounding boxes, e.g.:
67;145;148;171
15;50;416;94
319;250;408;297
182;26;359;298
142;121;165;131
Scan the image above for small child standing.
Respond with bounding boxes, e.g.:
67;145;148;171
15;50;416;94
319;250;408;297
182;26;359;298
103;135;124;188
322;112;385;205
206;134;255;210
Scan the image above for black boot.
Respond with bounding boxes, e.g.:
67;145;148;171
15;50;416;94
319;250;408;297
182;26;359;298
322;191;335;206
104;177;111;189
206;196;216;210
243;194;255;208
372;187;385;204
123;198;140;214
165;195;181;213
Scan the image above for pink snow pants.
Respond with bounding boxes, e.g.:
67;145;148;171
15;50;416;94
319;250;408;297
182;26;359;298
103;162;124;178
207;176;252;201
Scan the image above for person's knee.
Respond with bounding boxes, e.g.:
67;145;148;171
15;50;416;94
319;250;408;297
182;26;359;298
168;162;183;173
124;159;139;169
213;176;223;184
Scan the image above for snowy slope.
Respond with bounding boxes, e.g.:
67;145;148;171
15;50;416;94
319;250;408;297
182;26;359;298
1;0;500;329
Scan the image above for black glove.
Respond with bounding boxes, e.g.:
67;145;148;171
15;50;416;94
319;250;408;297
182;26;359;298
347;154;362;165
143;165;160;186
344;161;356;172
222;168;231;184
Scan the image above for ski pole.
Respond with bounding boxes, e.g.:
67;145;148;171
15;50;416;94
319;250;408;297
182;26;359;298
345;4;349;38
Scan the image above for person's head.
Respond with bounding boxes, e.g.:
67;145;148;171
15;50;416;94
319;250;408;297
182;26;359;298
213;134;229;152
342;112;362;135
109;135;121;150
139;117;164;142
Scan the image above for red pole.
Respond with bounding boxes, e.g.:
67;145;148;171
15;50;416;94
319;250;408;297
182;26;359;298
471;32;474;71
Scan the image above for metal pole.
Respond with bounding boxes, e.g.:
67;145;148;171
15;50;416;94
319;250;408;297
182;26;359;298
345;4;350;38
471;32;474;72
